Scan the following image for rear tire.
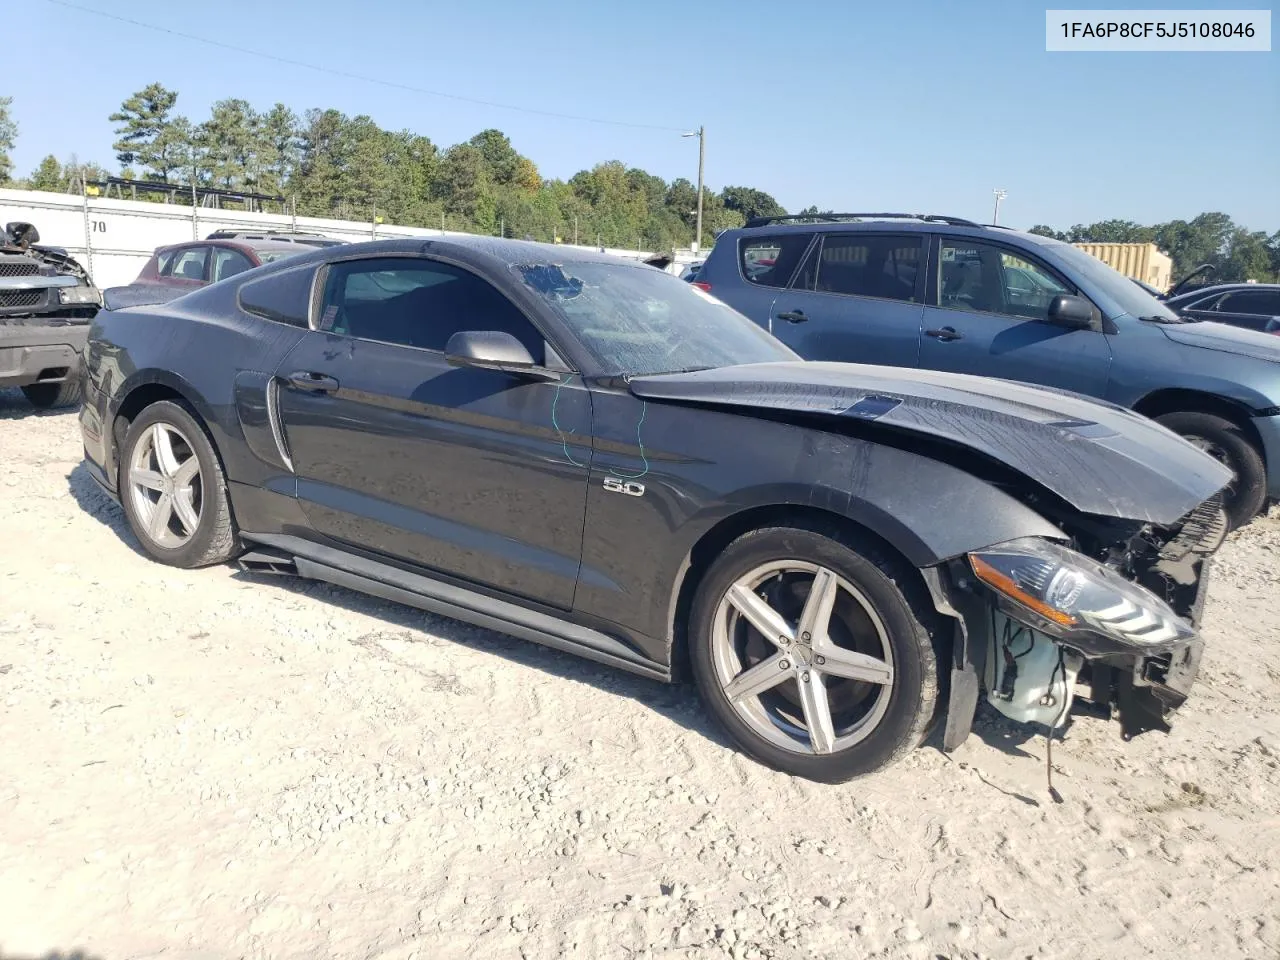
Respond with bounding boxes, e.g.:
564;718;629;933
1156;411;1266;530
22;380;82;409
118;400;240;568
689;522;940;782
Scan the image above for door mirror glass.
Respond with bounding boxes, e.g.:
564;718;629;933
1046;294;1093;329
445;330;559;379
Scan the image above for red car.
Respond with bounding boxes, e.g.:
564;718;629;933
105;238;306;309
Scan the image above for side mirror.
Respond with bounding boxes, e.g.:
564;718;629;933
4;221;40;248
444;330;560;380
1046;294;1093;330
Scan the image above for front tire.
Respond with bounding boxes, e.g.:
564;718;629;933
689;524;940;782
1156;411;1266;530
118;400;240;568
22;380;82;409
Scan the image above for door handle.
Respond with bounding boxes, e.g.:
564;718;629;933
283;371;340;393
925;326;963;342
776;310;808;323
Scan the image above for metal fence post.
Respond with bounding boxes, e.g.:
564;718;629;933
80;169;94;278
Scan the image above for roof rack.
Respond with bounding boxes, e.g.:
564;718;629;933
743;212;981;229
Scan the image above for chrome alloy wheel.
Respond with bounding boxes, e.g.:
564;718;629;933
128;422;203;549
710;561;896;755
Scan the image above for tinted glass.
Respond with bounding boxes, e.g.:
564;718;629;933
155;250;175;276
211;248;254;282
938;240;1071;321
739;234;812;288
1219;290;1280;316
813;235;921;302
515;259;795;376
239;265;316;328
169;246;209;282
319;257;545;361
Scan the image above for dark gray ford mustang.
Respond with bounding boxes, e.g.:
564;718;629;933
79;237;1232;782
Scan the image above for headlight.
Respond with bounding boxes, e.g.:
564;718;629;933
58;286;102;306
968;538;1196;654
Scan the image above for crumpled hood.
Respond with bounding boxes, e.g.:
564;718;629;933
1159;321;1280;362
629;361;1232;525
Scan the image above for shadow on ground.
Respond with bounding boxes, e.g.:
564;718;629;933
0;387;79;421
65;459;733;753
0;951;104;960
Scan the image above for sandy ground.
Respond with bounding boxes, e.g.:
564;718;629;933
1;387;1278;960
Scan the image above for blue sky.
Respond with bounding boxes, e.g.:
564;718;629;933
5;0;1278;231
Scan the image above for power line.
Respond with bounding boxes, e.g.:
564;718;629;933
42;0;690;134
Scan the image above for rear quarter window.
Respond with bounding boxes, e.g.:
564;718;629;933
738;234;812;288
237;265;317;328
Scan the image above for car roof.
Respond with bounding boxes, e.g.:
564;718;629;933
725;216;1059;248
1170;282;1280;299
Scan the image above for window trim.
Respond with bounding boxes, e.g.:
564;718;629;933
308;253;578;372
795;231;929;305
926;233;1103;330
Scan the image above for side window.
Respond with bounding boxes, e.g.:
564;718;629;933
212;248;254;283
239;265;317;328
319;257;545;362
812;234;922;302
1220;291;1280;316
938;240;1071;321
155;250;175;276
169;246;210;282
739;234;812;288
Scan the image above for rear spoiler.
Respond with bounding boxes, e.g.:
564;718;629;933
102;284;190;311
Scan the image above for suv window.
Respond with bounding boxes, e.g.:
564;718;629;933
168;246;210;282
739;234;812;288
212;248;254;282
1219;290;1280;317
803;234;922;302
319;257;545;361
938;239;1071;320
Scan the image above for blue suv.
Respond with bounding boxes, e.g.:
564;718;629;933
696;213;1280;529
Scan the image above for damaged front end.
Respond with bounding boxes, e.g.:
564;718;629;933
931;493;1226;749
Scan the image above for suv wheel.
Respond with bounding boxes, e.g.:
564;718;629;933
21;381;82;409
1156;411;1266;529
118;401;240;568
689;524;939;782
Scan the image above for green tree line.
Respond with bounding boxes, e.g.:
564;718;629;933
3;87;1276;274
1030;215;1280;284
1;84;786;251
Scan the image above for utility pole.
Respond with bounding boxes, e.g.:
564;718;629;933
683;126;705;252
992;188;1008;225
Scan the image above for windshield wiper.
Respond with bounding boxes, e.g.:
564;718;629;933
1138;315;1186;324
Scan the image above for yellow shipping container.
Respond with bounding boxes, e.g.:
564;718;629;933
1073;242;1172;293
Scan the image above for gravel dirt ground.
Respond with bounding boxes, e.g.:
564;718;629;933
2;388;1279;960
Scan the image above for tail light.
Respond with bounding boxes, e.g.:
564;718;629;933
692;281;712;292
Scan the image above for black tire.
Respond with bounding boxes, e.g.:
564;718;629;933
118;400;240;568
21;380;82;409
1156;411;1267;530
689;522;941;782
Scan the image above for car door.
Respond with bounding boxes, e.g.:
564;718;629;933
918;235;1113;396
701;231;815;333
765;232;927;367
271;255;593;610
